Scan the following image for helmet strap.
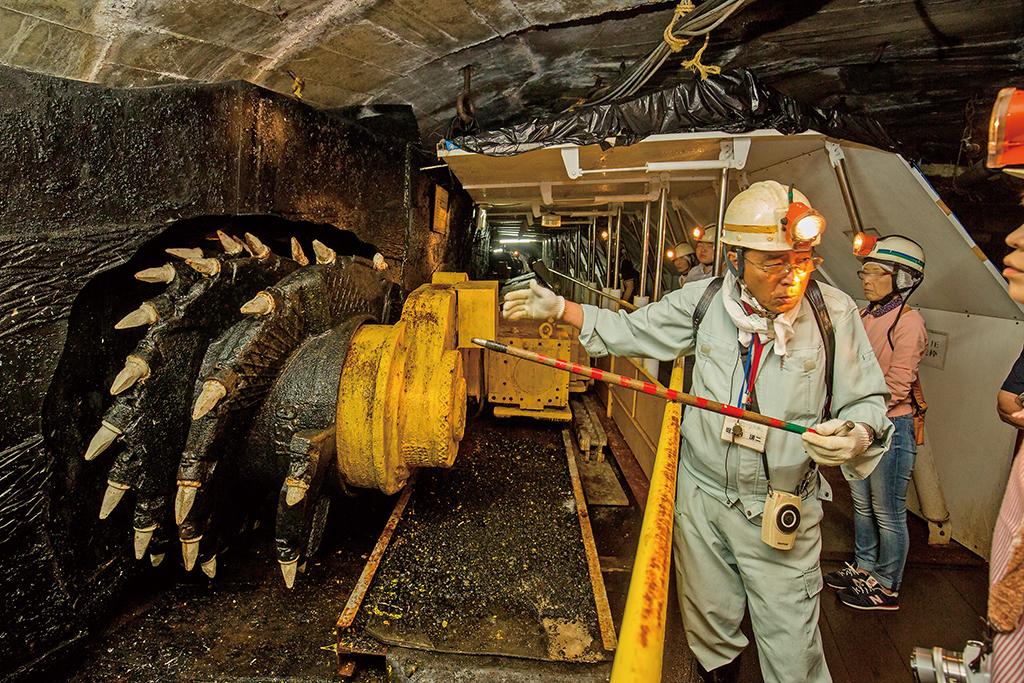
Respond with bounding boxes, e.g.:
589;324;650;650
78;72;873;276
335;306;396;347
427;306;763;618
728;246;745;279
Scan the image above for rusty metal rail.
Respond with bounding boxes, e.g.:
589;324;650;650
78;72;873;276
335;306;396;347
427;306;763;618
609;363;683;682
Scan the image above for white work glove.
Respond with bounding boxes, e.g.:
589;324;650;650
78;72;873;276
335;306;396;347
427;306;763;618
801;419;873;467
501;280;566;321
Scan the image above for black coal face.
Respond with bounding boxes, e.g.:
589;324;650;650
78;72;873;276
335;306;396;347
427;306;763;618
6;217;376;675
0;65;440;678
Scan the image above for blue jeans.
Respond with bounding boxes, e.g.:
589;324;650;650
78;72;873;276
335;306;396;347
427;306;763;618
850;415;916;592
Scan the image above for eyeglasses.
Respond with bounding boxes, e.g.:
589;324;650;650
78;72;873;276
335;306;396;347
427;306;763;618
856;268;891;280
745;255;823;277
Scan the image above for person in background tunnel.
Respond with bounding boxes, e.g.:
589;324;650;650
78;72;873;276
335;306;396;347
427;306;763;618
986;85;1024;683
686;225;718;283
670;241;697;287
824;235;927;611
503;179;892;683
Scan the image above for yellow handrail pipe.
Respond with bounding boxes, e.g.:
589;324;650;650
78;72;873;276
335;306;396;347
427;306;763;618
609;363;683;682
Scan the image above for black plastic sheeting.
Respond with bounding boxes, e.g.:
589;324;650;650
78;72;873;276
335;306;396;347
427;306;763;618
448;69;898;156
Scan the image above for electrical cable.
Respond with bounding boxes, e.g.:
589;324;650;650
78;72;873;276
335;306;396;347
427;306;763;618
578;0;750;109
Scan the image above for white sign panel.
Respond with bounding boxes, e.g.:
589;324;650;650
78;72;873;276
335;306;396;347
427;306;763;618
922;329;948;370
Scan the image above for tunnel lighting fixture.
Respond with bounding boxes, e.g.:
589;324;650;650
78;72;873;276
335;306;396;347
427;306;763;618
781;202;825;247
989;87;1024;173
852;231;878;256
492;248;505;254
498;238;540;244
600;229;609;240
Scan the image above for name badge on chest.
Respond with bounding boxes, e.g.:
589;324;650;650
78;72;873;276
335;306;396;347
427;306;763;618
721;417;768;453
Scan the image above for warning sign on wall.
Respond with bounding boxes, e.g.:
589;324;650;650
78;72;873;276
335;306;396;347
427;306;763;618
433;185;450;235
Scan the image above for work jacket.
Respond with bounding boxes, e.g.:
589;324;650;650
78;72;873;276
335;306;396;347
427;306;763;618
579;277;893;520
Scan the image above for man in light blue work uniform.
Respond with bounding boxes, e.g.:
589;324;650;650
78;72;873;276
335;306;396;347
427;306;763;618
504;180;893;683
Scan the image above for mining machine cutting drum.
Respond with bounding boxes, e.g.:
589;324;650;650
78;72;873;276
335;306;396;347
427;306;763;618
82;231;467;587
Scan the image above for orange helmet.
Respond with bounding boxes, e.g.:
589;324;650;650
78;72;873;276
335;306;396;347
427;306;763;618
988;87;1024;177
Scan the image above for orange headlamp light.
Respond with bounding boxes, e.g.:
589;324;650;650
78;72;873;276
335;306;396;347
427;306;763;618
988;87;1024;172
692;225;705;241
781;202;825;249
852;231;878;256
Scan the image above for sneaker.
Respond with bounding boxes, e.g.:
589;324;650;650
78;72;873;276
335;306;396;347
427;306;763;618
837;576;899;611
824;562;868;591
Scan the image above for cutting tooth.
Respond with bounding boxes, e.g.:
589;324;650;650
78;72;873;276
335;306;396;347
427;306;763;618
115;302;159;329
285;484;306;507
280;559;298;589
110;355;151;395
165;247;203;260
312;240;336;265
217;230;244;255
192;380;227;420
84;420;122;461
174;484;198;525
185;257;221;277
150;553;165;567
290;237;309;266
240;291;275;316
243;233;271;259
134;263;176;284
134;526;156;560
200;556;217;579
99;481;130;519
182;538;201;571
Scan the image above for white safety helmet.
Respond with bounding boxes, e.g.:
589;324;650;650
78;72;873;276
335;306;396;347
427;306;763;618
691;225;717;244
853;233;925;290
668;242;695;260
722;180;825;252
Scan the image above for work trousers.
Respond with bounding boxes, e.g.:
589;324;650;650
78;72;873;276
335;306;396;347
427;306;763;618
673;472;832;683
850;414;916;591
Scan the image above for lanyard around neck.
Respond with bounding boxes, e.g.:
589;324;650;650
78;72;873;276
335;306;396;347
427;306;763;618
737;333;768;410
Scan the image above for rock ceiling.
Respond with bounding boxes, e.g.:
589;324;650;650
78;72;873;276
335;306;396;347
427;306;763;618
1;0;1020;164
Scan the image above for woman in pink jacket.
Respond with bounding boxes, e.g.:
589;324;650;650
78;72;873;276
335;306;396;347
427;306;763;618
824;235;928;611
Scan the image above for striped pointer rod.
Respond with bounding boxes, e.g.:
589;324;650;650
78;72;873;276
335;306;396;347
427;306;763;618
471;338;846;436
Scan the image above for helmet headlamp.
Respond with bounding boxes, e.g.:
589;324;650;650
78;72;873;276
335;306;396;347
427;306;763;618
852;231;878;257
781;202;825;249
692;225;704;241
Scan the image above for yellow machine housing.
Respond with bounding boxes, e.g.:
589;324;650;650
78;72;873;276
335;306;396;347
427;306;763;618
333;274;501;494
485;317;584;422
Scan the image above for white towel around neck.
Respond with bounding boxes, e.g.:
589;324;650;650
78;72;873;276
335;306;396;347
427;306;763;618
720;271;800;356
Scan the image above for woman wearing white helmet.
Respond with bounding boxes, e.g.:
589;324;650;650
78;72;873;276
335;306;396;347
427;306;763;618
669;241;697;287
502;179;892;683
824;234;928;612
685;224;718;283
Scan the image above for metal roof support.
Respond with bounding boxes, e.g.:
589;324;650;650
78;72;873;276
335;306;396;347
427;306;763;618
826;141;864;232
653;184;669;301
714;167;730;276
613;205;623;290
639;201;652;299
588;217;597;284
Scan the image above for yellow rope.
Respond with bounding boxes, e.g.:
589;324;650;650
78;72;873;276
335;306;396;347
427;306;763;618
663;1;722;80
662;1;696;52
680;34;722;80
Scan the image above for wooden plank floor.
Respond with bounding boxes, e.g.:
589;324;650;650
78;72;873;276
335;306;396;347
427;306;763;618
597;410;989;683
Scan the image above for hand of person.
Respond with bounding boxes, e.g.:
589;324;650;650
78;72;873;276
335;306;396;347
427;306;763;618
801;419;873;467
501;280;565;321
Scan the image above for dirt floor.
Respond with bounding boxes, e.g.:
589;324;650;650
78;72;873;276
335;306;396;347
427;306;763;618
57;414;664;682
51;408;985;683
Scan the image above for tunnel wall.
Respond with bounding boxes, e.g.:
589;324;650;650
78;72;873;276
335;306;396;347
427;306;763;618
0;65;469;677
